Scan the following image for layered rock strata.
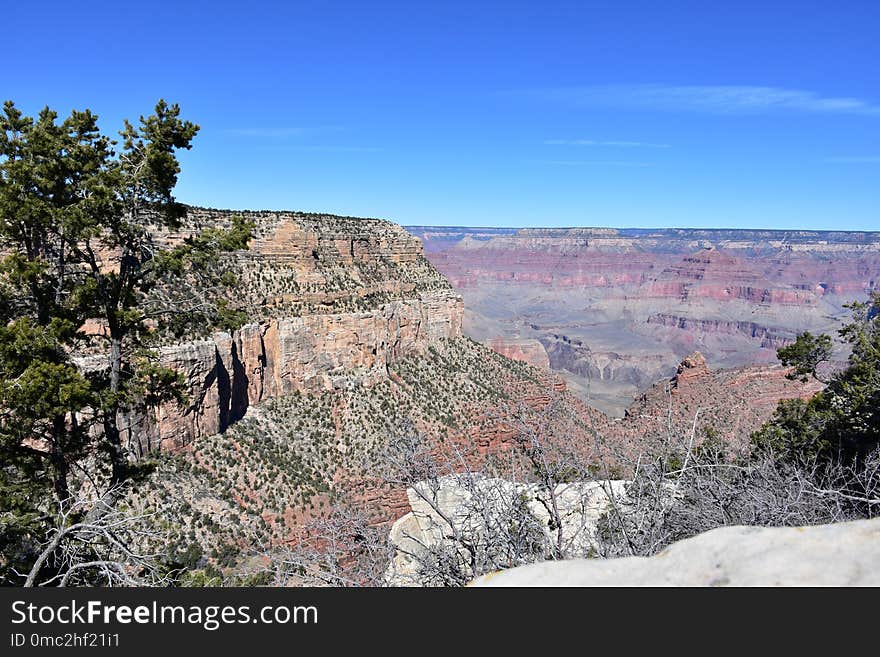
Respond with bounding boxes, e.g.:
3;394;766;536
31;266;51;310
409;225;879;413
147;297;462;450
487;337;550;369
132;208;463;450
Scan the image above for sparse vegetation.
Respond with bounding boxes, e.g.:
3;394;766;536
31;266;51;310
2;97;876;589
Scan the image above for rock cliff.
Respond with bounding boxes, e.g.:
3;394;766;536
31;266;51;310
134;207;463;451
647;314;795;350
602;351;823;457
126;214;842;580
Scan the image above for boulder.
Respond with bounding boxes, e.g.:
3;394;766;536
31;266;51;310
386;474;629;586
470;517;880;586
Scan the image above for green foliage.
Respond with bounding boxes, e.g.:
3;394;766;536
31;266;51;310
179;569;224;587
0;461;50;581
0;98;253;584
694;426;729;461
753;293;880;463
777;331;833;382
232;571;273;586
211;542;239;568
166;541;204;571
215;298;250;332
751;398;830;461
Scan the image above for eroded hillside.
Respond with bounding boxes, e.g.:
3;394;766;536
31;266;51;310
131;338;596;562
126;208;607;574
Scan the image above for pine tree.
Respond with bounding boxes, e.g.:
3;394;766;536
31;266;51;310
0;99;253;583
753;293;880;463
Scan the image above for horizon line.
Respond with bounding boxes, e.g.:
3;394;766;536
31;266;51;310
403;224;880;235
179;204;880;235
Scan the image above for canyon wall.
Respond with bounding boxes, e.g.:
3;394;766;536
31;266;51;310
131;215;851;450
145;296;462;450
131;208;463;451
646;313;794;350
408;225;880;415
612;350;823;456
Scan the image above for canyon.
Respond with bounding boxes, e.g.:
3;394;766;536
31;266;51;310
138;215;861;457
123;210;838;583
409;226;880;415
130;208;611;554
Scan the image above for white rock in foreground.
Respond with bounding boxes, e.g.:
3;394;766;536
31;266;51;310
386;474;629;586
470;517;880;586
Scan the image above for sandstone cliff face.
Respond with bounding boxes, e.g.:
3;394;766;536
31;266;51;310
135;208;463;451
541;334;671;387
673;351;710;383
607;351;824;457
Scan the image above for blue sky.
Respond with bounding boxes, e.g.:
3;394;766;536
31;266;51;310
8;1;880;229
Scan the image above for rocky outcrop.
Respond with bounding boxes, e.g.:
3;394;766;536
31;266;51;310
541;334;669;387
488;338;550;369
470;517;880;586
145;296;462;451
606;353;823;456
386;474;628;586
673;351;710;384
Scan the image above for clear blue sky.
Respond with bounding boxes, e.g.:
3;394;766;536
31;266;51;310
8;1;880;229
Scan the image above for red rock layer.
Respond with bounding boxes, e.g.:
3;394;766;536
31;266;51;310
487;338;551;369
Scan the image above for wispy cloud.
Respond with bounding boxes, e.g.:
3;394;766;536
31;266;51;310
297;145;383;153
530;84;880;116
824;156;880;163
224;127;309;138
544;139;670;148
223;127;379;152
528;159;653;168
224;124;347;139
